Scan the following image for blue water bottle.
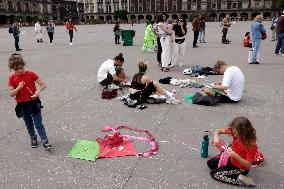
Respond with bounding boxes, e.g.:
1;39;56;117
201;132;209;158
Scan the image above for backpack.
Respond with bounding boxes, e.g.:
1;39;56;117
8;26;13;34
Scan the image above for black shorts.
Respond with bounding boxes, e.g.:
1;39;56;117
130;82;156;102
219;94;238;103
99;67;123;86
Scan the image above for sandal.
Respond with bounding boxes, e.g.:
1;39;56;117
161;67;170;72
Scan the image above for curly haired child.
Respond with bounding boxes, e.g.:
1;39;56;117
8;53;52;150
207;116;258;187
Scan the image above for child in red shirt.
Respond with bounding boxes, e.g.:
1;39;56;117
8;53;52;150
207;116;257;186
243;32;252;48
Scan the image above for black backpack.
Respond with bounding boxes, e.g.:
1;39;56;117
8;26;13;34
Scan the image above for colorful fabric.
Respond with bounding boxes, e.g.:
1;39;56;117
185;93;194;104
67;140;99;161
68;126;158;162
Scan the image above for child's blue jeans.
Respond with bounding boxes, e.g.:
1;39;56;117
21;102;48;144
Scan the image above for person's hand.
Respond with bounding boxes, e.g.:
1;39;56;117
226;147;236;158
212;138;219;146
18;81;25;89
31;90;40;98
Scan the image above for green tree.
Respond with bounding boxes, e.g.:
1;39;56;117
277;0;284;9
114;9;128;21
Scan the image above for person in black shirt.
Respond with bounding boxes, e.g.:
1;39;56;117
10;21;22;51
129;61;180;104
171;18;187;67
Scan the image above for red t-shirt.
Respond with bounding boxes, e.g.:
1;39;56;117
225;128;258;170
243;36;250;47
8;71;39;102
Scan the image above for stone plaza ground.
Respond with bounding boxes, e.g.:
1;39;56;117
0;21;284;189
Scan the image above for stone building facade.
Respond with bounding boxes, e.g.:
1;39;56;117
0;0;53;24
83;0;278;21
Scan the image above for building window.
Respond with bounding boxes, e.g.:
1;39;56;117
241;1;249;9
211;3;216;9
0;1;3;10
164;4;168;11
138;5;142;12
255;2;260;8
130;5;135;11
17;2;22;11
191;3;197;10
201;3;206;10
265;1;272;8
182;4;187;11
221;2;227;9
33;3;37;12
7;1;13;11
232;2;237;9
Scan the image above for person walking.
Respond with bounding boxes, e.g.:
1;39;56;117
35;21;43;43
250;15;266;64
65;18;77;46
192;15;201;48
271;13;278;41
11;21;22;51
113;22;121;44
171;18;187;68
8;53;52;150
46;20;55;45
221;16;231;44
199;16;206;43
275;10;284;55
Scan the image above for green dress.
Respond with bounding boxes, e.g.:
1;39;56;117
142;24;155;52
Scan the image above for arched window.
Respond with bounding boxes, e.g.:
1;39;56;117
17;2;21;11
8;1;13;11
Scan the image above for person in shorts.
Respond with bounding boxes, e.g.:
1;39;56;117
97;53;127;88
203;61;244;103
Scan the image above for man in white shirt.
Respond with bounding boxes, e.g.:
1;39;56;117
97;53;127;88
203;61;244;103
35;21;43;42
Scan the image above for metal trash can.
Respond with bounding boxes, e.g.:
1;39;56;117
121;30;135;46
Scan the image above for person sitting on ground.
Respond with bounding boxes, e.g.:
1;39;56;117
207;116;258;187
203;60;244;103
97;53;127;88
129;61;180;104
243;32;252;48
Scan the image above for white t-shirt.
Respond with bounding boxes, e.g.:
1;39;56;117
97;59;116;82
222;66;244;101
35;23;41;32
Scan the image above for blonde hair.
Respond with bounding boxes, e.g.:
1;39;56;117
8;53;25;71
254;15;263;22
138;61;147;73
214;60;227;71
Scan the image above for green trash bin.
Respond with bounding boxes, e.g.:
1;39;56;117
121;30;135;46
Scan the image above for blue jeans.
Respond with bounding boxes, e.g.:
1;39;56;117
199;30;205;42
275;32;284;54
21;102;48;144
252;38;261;62
13;35;19;50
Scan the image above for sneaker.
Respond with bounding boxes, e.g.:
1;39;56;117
166;98;180;105
31;140;38;148
237;175;256;187
43;142;52;150
108;83;120;90
70;42;72;46
50;43;53;46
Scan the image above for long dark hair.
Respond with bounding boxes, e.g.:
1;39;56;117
114;53;124;62
229;116;256;146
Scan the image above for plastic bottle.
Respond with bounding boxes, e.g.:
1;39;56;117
201;133;209;158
